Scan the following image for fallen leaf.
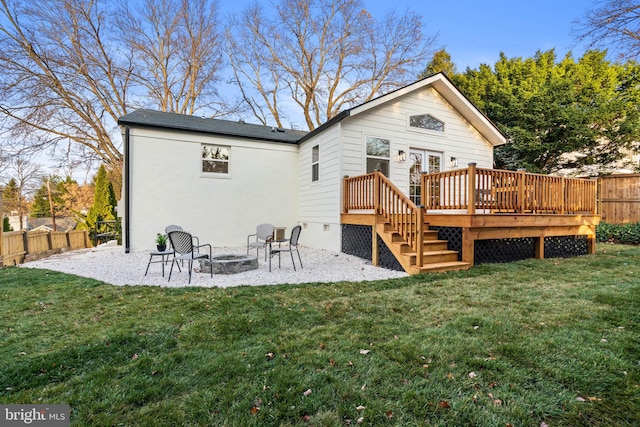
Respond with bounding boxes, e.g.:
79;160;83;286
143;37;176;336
250;406;259;415
329;358;336;366
540;423;549;427
361;383;367;391
446;373;455;379
303;389;312;396
359;349;370;355
587;396;602;401
265;352;275;360
132;353;139;360
576;396;587;402
301;414;312;422
485;356;497;361
386;410;393;419
493;399;503;406
151;370;158;376
356;417;364;424
356;405;365;411
319;343;325;349
468;372;478;378
439;401;451;409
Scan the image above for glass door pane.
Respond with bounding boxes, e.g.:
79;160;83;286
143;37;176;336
409;151;423;205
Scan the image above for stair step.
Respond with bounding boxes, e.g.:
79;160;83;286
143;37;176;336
414;261;471;274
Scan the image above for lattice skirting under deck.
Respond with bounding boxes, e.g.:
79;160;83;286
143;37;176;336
341;225;404;271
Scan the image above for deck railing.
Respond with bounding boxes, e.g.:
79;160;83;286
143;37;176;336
421;164;597;214
343;171;424;264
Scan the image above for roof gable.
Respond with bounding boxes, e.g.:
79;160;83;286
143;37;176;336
301;73;507;147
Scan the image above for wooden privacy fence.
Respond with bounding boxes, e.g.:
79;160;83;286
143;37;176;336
421;164;597;214
0;229;89;266
597;174;640;223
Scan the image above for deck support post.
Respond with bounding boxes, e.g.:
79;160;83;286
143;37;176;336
518;168;526;213
371;224;379;266
461;227;474;265
587;229;596;255
535;236;545;259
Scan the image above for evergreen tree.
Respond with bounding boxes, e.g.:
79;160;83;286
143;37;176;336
3;216;12;232
84;165;117;233
30;185;51;218
419;49;457;79
453;50;640;173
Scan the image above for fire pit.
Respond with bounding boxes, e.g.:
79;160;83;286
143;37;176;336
199;254;258;274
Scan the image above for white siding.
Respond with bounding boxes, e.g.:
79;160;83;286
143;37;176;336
297;124;342;251
341;86;494;195
128;128;298;252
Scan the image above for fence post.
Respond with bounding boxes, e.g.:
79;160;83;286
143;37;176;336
467;163;477;214
0;197;3;267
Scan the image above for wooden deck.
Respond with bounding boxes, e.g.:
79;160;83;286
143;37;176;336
342;167;599;274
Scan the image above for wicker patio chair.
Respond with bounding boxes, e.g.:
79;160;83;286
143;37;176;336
167;230;212;283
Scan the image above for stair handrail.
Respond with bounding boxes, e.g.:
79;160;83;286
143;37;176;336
376;172;424;263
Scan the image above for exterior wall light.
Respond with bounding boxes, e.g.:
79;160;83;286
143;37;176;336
398;150;406;162
449;157;458;168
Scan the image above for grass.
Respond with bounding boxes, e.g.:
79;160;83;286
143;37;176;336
1;244;639;426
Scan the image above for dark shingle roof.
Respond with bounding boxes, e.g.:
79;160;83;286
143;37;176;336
118;109;309;144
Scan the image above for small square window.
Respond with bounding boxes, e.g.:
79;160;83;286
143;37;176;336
202;144;229;174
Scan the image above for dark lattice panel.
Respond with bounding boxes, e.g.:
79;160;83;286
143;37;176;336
474;238;536;265
430;226;462;259
341;224;372;260
341;225;404;271
545;236;588;258
378;239;404;271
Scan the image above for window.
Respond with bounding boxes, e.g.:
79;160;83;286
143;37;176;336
312;145;319;181
409;114;445;132
202;144;229;174
366;136;390;176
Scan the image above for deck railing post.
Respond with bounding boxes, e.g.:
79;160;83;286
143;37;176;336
560;177;566;214
517;168;526;213
374;172;381;215
342;176;349;213
416;205;425;267
467;163;477;214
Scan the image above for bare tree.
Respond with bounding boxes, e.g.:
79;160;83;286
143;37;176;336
0;0;227;175
226;0;437;130
1;156;42;230
575;0;640;60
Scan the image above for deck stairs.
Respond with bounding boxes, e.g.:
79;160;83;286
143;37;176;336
375;221;470;275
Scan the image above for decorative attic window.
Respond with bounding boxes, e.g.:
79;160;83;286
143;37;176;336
409;114;445;132
202;144;229;174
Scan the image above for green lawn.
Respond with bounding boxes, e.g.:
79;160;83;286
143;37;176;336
1;244;639;426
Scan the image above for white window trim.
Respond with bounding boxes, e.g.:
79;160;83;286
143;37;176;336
200;143;231;178
364;135;391;175
311;144;320;182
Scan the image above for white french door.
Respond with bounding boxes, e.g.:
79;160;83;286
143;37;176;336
409;150;442;206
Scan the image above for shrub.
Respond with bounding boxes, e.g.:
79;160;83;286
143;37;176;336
596;221;640;245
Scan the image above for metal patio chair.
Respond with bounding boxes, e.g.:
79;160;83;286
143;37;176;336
269;225;302;272
247;223;275;261
167;230;212;283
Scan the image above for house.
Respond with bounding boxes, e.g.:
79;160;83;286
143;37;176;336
118;73;599;274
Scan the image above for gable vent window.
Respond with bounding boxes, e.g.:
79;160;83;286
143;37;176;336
202;144;229;174
312;145;320;181
410;114;445;132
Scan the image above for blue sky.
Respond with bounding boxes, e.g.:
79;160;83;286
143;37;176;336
221;0;603;70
